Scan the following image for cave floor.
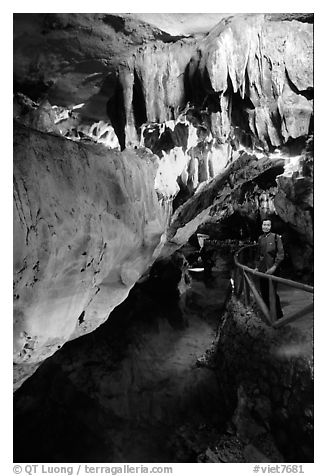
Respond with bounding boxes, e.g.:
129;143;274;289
14;254;313;463
278;285;313;331
269;285;314;362
14;265;232;463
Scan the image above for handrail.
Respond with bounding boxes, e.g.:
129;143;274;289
233;244;314;327
234;245;314;293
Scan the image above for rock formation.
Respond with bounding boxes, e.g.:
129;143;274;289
14;13;313;150
203;297;313;462
13;13;313;387
13;248;231;462
13;124;169;388
191;15;313;148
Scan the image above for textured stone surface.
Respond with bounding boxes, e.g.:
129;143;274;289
140;110;231;201
13;13;314;387
14;115;312;388
14;14;313;151
13;13;179;111
274;157;313;244
166;153;285;247
191;15;313;148
14;256;231;462
13;123;169;388
207;297;313;462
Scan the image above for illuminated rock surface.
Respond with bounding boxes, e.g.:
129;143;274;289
13;13;313;387
13;124;168;388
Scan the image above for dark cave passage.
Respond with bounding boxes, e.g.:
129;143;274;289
107;78;126;150
13;235;313;463
132;69;147;136
13;249;233;463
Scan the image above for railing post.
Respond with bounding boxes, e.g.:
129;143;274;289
269;277;277;322
273;301;314;328
244;273;272;326
243;270;250;306
234;243;314;329
237;269;244;296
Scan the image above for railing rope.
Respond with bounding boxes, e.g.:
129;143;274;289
234;244;313;327
244;272;272;326
234;245;313;293
243;269;250;306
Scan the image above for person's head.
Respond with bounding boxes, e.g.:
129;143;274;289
262;219;272;234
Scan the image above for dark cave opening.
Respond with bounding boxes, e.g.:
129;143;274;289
183;57;205;108
132;69;147;136
144;127;174;157
252;165;285;189
184;59;222;115
200;212;259;243
13;79;54;103
308;114;314;135
173;122;189;150
183;61;193;106
200;67;222;114
143;122;189;158
102;14;128;34
269;110;284;146
203;92;222;114
172;177;192;213
280;135;311;157
106;77;126;150
230;89;255;149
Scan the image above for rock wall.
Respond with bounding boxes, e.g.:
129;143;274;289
13;123;169;389
206;297;313;462
189;15;313;149
117;15;313;151
275;156;313;244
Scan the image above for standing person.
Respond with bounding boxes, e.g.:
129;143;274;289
255;219;284;319
200;238;216;284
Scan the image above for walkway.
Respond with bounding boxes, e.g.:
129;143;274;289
234;244;314;328
14;255;232;463
278;284;313;330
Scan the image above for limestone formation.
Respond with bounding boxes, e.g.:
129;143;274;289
14;14;313;150
191;15;313;148
13;13;314;387
13;123;169;388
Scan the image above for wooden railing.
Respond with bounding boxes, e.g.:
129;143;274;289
234;244;314;328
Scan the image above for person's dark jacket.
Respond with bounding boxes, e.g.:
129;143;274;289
255;232;284;273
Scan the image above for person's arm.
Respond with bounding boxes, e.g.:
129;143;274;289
266;235;284;274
